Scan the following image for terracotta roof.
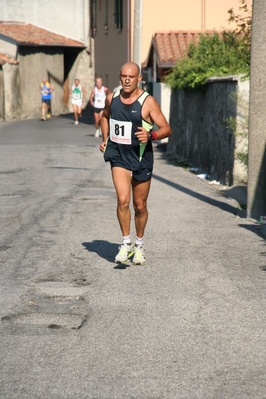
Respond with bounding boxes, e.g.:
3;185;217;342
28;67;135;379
0;21;85;47
0;53;19;65
143;31;214;69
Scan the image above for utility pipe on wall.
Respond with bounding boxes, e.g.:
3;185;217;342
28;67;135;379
201;0;206;31
133;0;142;70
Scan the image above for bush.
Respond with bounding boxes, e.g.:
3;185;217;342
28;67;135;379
165;0;251;91
164;32;250;91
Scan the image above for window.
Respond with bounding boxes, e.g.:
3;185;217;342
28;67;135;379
104;0;108;34
114;0;123;32
91;0;97;37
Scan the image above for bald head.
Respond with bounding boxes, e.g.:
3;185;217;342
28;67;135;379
95;77;103;88
119;62;142;95
120;62;140;76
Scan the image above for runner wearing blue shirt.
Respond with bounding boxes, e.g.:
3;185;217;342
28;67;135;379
40;78;54;121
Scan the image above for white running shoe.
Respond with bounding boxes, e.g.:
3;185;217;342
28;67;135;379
115;244;134;263
95;129;99;137
132;245;146;266
74;121;79;125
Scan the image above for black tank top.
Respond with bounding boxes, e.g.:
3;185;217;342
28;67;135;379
104;90;154;171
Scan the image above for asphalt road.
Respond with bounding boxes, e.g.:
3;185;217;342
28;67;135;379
0;113;266;399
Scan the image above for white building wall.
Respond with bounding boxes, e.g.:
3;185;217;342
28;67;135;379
0;0;90;45
153;82;171;122
0;39;17;58
152;82;171;143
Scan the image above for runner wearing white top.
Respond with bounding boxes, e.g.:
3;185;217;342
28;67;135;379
89;77;109;136
70;79;86;125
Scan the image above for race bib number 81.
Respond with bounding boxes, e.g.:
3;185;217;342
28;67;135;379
110;118;132;145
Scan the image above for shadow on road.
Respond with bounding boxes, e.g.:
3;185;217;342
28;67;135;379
153;173;246;217
60;103;95;126
82;241;117;261
238;223;266;242
82;241;131;270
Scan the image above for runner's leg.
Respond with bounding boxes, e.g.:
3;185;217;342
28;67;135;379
111;167;132;236
94;112;99;129
41;101;46;119
132;178;151;239
98;110;103;136
73;104;78;122
94;112;100;136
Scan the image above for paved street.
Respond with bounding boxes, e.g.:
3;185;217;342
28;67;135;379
0;113;266;399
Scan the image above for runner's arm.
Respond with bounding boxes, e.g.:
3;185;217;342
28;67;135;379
136;96;171;143
89;89;94;106
99;94;112;152
147;96;172;140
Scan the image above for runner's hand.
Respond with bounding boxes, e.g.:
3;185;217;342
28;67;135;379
135;127;149;143
99;141;106;152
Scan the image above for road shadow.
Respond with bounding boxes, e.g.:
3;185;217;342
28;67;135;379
82;240;130;269
155;167;264;242
59;103;95;126
154;142;247;218
153;173;246;217
219;185;247;210
238;223;266;241
82;240;117;261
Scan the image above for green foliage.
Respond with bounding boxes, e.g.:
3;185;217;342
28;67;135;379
165;32;249;90
164;0;251;91
225;92;249;169
228;0;251;54
235;151;248;167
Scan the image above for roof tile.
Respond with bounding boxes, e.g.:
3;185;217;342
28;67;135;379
0;53;19;65
0;21;84;47
144;31;213;68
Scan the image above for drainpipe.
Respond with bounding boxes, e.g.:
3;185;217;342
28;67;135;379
201;0;206;31
127;0;131;61
133;0;142;70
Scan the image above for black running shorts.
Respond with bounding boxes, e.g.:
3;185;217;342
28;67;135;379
110;162;152;181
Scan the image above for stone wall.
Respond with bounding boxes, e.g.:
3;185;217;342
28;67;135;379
3;63;22;120
2;48;65;120
2;47;94;120
167;76;249;186
66;49;95;112
19;48;64;118
0;67;4;121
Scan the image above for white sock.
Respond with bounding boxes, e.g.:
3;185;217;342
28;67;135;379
135;236;144;246
123;235;131;245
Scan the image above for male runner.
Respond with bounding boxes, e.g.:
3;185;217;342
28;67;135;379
40;78;54;120
89;77;109;137
99;62;171;265
70;79;86;125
